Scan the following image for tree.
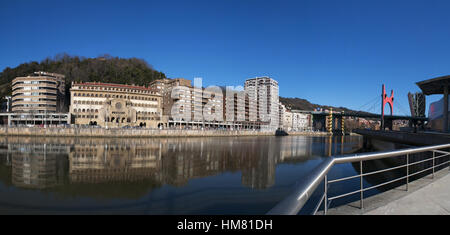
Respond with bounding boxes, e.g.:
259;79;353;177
0;53;166;110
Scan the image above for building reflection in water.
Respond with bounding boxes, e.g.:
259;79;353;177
8;142;69;189
0;135;363;193
69;142;161;184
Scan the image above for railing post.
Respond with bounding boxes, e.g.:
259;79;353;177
406;154;409;191
324;175;328;215
360;160;364;210
432;150;435;179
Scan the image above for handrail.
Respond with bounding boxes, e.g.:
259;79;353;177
267;143;450;215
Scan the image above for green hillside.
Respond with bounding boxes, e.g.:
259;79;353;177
0;53;166;106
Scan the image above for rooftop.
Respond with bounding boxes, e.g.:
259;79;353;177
72;81;159;92
416;75;450;95
14;71;65;79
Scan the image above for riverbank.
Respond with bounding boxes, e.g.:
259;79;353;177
355;129;450;146
288;131;329;136
0;126;335;138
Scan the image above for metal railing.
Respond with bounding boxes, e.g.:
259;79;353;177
267;143;450;215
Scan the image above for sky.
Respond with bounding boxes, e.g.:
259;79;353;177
1;0;450;115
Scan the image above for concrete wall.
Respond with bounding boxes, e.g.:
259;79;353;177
355;129;450;146
287;131;330;136
0;127;277;138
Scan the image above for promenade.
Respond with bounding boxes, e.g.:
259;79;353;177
327;168;450;215
364;171;450;215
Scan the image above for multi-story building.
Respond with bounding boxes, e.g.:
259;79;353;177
283;110;293;130
279;102;286;129
151;78;229;129
291;110;312;131
69;82;164;128
244;77;279;130
222;86;265;129
282;109;312;131
150;77;283;130
149;78;192;116
11;71;66;113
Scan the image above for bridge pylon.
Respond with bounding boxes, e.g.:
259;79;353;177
381;84;394;130
327;108;333;134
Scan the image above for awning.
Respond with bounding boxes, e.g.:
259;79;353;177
416;75;450;95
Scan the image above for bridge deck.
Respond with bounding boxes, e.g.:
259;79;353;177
311;112;427;121
326;168;450;215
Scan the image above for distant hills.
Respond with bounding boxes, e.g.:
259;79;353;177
279;96;375;115
279;97;349;112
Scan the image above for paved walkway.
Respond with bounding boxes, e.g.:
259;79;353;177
365;172;450;215
327;169;450;215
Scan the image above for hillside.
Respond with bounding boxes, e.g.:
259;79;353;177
279;97;350;112
0;53;166;105
279;96;375;115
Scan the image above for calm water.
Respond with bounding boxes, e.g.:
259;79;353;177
0;135;382;214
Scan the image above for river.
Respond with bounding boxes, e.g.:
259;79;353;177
0;135;389;214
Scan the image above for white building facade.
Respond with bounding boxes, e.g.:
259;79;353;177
282;109;312;131
244;77;279;131
282;110;293;130
292;110;311;131
279;102;286;129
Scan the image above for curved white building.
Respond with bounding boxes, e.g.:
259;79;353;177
11;71;65;113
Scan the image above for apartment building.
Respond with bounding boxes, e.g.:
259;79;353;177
282;109;312;131
150;78;265;129
244;77;279;131
283;110;293;130
223;86;263;129
291;110;312;131
150;78;222;128
149;78;192;116
11;71;66;113
279;102;286;129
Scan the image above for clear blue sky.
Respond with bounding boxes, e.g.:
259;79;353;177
1;0;450;114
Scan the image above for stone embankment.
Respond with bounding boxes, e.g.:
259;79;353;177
0;127;333;138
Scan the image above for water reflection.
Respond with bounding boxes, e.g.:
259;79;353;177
0;136;362;192
8;143;68;189
0;135;365;214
